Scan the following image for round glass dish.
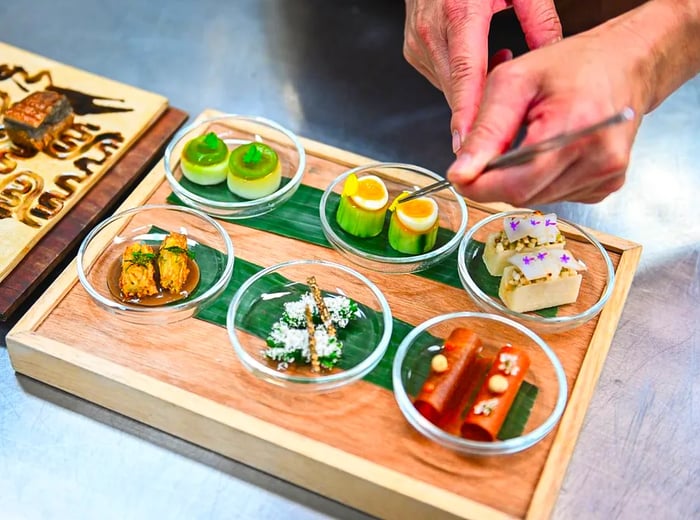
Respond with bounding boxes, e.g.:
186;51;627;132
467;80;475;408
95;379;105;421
319;163;468;274
77;204;234;324
393;312;567;456
164;114;306;219
227;259;392;392
458;210;615;334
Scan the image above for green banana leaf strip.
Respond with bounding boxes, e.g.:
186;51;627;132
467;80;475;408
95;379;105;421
186;248;536;439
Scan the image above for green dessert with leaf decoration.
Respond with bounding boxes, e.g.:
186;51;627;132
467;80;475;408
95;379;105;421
227;142;282;199
180;132;229;185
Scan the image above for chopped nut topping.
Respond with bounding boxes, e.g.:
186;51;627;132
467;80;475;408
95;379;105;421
488;374;509;394
431;354;449;373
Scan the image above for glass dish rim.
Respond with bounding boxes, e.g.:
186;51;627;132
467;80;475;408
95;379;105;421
164;114;307;210
226;258;393;386
457;210;616;327
76;204;235;315
318;162;469;265
391;311;568;455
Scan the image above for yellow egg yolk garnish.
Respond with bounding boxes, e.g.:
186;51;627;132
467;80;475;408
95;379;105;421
348;175;388;211
396;197;438;232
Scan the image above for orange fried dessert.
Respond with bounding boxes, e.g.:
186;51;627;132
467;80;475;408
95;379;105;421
4;91;74;151
157;232;191;294
119;243;158;298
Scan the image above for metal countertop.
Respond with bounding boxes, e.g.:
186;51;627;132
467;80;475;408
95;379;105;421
1;1;698;519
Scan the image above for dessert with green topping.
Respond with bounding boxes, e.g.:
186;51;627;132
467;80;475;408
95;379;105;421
180;132;229;185
227;142;282;199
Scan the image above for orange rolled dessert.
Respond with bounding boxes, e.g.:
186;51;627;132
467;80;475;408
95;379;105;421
414;328;482;426
461;344;531;441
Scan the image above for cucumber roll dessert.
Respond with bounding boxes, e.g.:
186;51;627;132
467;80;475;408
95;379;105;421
388;193;439;254
335;173;389;238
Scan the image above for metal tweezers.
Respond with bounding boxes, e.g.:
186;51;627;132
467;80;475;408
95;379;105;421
398;107;634;204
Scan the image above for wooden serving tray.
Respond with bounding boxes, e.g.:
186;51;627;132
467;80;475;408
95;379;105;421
0;107;188;320
6;110;642;520
0;42;168;284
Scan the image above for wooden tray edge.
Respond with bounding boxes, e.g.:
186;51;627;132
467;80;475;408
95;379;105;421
6;331;514;520
526;243;642;519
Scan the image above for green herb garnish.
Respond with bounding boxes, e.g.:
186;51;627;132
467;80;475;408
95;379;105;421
242;143;263;166
202;132;220;151
127;250;157;267
163;245;195;259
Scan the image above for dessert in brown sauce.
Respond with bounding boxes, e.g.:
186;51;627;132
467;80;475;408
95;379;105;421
108;233;200;306
4;90;75;151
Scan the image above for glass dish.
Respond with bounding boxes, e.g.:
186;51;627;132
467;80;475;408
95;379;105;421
393;312;567;456
319;163;468;274
227;259;392;392
77;204;234;324
458;210;615;334
164;114;306;219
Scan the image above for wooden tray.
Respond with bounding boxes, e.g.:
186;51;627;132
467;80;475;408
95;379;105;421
0;42;168;284
6;110;642;520
0;107;188;320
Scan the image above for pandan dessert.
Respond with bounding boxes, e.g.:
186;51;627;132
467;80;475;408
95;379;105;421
227;142;282;199
387;192;439;254
180;132;229;185
335;173;389;238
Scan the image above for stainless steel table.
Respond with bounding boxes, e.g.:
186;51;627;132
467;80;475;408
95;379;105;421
1;2;698;519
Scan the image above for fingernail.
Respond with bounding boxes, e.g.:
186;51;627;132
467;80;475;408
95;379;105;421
452;130;461;154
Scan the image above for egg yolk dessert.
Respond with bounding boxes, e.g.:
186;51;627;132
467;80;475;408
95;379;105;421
227;142;282;199
388;193;439;254
335;173;389;238
180;132;229;185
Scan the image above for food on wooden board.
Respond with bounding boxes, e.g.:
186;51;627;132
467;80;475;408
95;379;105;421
4;90;75;151
335;173;389;238
413;329;535;442
388;192;439;254
119;243;159;299
498;248;586;313
482;213;565;276
114;232;198;305
413;328;482;425
227;142;281;199
264;277;361;371
461;345;531;441
157;232;192;294
180;132;229;185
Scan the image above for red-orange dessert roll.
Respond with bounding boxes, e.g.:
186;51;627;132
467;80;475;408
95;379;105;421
414;328;482;426
460;344;531;441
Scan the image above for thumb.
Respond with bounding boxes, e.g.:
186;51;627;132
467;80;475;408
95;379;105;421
447;68;534;185
512;0;562;49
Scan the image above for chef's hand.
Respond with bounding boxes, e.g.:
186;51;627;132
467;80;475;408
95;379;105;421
446;23;650;205
403;0;562;152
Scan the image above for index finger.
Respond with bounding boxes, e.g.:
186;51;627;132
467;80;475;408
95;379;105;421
444;2;493;140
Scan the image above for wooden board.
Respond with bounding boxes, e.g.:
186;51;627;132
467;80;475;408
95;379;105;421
0;107;188;320
6;110;642;520
0;42;168;283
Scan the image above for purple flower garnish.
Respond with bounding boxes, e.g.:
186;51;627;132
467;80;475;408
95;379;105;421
522;256;533;265
509;220;520;231
537;252;548;260
560;253;571;263
530;219;541;226
545;218;556;227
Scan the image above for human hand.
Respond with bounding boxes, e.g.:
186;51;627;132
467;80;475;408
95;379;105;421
447;26;649;205
403;0;562;151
